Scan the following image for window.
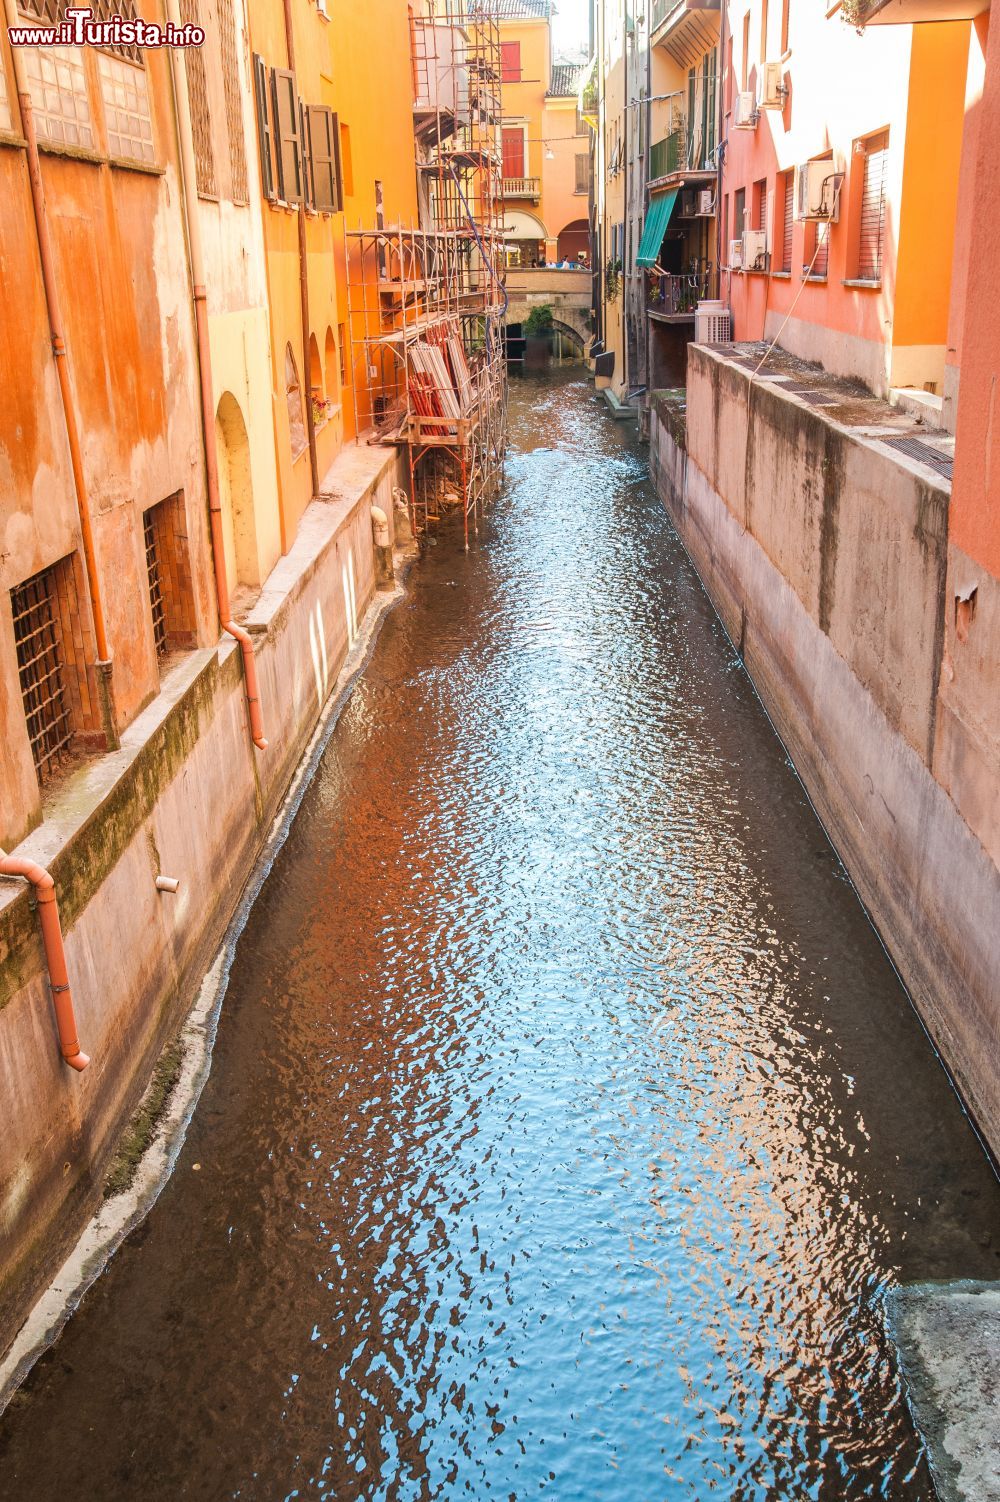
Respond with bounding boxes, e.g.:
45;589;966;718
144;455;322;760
98;53;153;163
271;68;302;202
144;510;167;658
752;176;767;232
574;153;589;194
19;39;94;149
741;12;750;90
502;125;525;179
142;494;196;660
734;187;746;241
252;54;276;201
181;0;215;195
501;41;521;83
857;130;888;282
779;168;794;272
11;564;75;782
306;105;342;212
804;220;829;279
780;0;790;53
285;344;307;458
219;0;249;203
575;106;587;137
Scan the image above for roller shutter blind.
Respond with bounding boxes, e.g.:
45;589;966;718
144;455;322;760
858;131;888;282
780;170;793;273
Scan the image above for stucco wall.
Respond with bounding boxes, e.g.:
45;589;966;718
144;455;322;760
650;346;1000;1158
0;444;405;1360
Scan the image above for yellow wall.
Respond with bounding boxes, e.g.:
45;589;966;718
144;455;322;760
501;17;549;222
541;93;590;259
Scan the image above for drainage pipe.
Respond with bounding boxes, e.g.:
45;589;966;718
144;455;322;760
0;852;90;1072
165;0;268;751
3;0;117;750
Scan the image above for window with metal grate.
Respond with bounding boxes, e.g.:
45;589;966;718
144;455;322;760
858;131;888;282
11;566;74;782
143;510;167;658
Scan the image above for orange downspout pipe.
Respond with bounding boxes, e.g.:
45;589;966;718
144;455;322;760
4;0;117;749
165;1;268;751
0;853;90;1072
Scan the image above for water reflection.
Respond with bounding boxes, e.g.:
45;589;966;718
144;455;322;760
0;372;997;1502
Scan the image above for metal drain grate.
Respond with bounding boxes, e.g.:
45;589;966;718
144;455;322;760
879;435;954;479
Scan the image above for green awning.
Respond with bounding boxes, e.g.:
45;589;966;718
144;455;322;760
635;189;678;269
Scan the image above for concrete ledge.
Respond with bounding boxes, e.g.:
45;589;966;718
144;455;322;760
602;387;638;419
888;1282;1000;1502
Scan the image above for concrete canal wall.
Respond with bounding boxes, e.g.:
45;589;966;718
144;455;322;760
650;345;1000;1159
0;445;405;1360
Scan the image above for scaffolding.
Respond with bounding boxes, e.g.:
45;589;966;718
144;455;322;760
345;1;508;545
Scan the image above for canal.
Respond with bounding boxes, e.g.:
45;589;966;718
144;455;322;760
1;371;998;1501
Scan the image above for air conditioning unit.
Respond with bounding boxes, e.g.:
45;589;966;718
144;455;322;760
697;189;715;215
729;238;743;270
759;61;786;109
796;160;841;221
680;189;697;217
734;91;758;129
695;300;731;345
742;228;768;271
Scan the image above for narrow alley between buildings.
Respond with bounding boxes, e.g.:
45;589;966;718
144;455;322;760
1;373;997;1502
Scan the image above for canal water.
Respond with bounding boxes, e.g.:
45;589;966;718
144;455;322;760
1;371;998;1501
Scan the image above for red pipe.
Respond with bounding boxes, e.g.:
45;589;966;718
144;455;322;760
0;854;90;1072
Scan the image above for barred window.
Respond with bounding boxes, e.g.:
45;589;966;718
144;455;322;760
12;565;74;782
180;0;216;196
22;0;142;63
142;494;197;662
99;52;153;162
19;39;94;149
219;0;248;203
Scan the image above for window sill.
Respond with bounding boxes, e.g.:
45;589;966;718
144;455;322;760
0;129;27;150
842;278;882;290
109;155;165;177
802;274;828;283
37;138;105;166
771;270;792;279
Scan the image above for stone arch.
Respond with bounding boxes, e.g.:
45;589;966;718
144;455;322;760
215;391;260;590
503;208;549;267
556;218;590;264
285;343;307;459
550;318;585;353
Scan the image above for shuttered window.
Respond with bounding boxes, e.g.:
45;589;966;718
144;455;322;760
501;126;525;178
307;105;342;213
812;222;829;279
574;153;589;193
858;131;888;282
252;53;276;201
271;67;302;203
501;41;521;83
780;169;793;272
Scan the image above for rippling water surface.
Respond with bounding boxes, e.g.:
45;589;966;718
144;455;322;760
2;372;998;1502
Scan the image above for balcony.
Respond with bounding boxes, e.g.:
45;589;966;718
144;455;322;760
649;123;716;180
503;177;541;202
651;0;720;30
651;0;720;70
647;267;712;323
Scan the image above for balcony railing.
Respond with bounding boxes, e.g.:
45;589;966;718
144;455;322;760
647;266;712;316
502;176;541;200
651;0;720;30
649;111;716;177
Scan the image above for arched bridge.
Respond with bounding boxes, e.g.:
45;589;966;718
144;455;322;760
503;268;592;350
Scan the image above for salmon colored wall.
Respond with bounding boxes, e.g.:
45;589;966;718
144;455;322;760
723;2;969;393
950;8;1000;578
0;22;216;846
944;13;989;385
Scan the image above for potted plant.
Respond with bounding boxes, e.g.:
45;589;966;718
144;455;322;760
523;303;555;369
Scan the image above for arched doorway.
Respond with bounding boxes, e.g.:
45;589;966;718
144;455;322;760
284;344;307;460
215;392;259;591
557;219;590;266
502;208;548;268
